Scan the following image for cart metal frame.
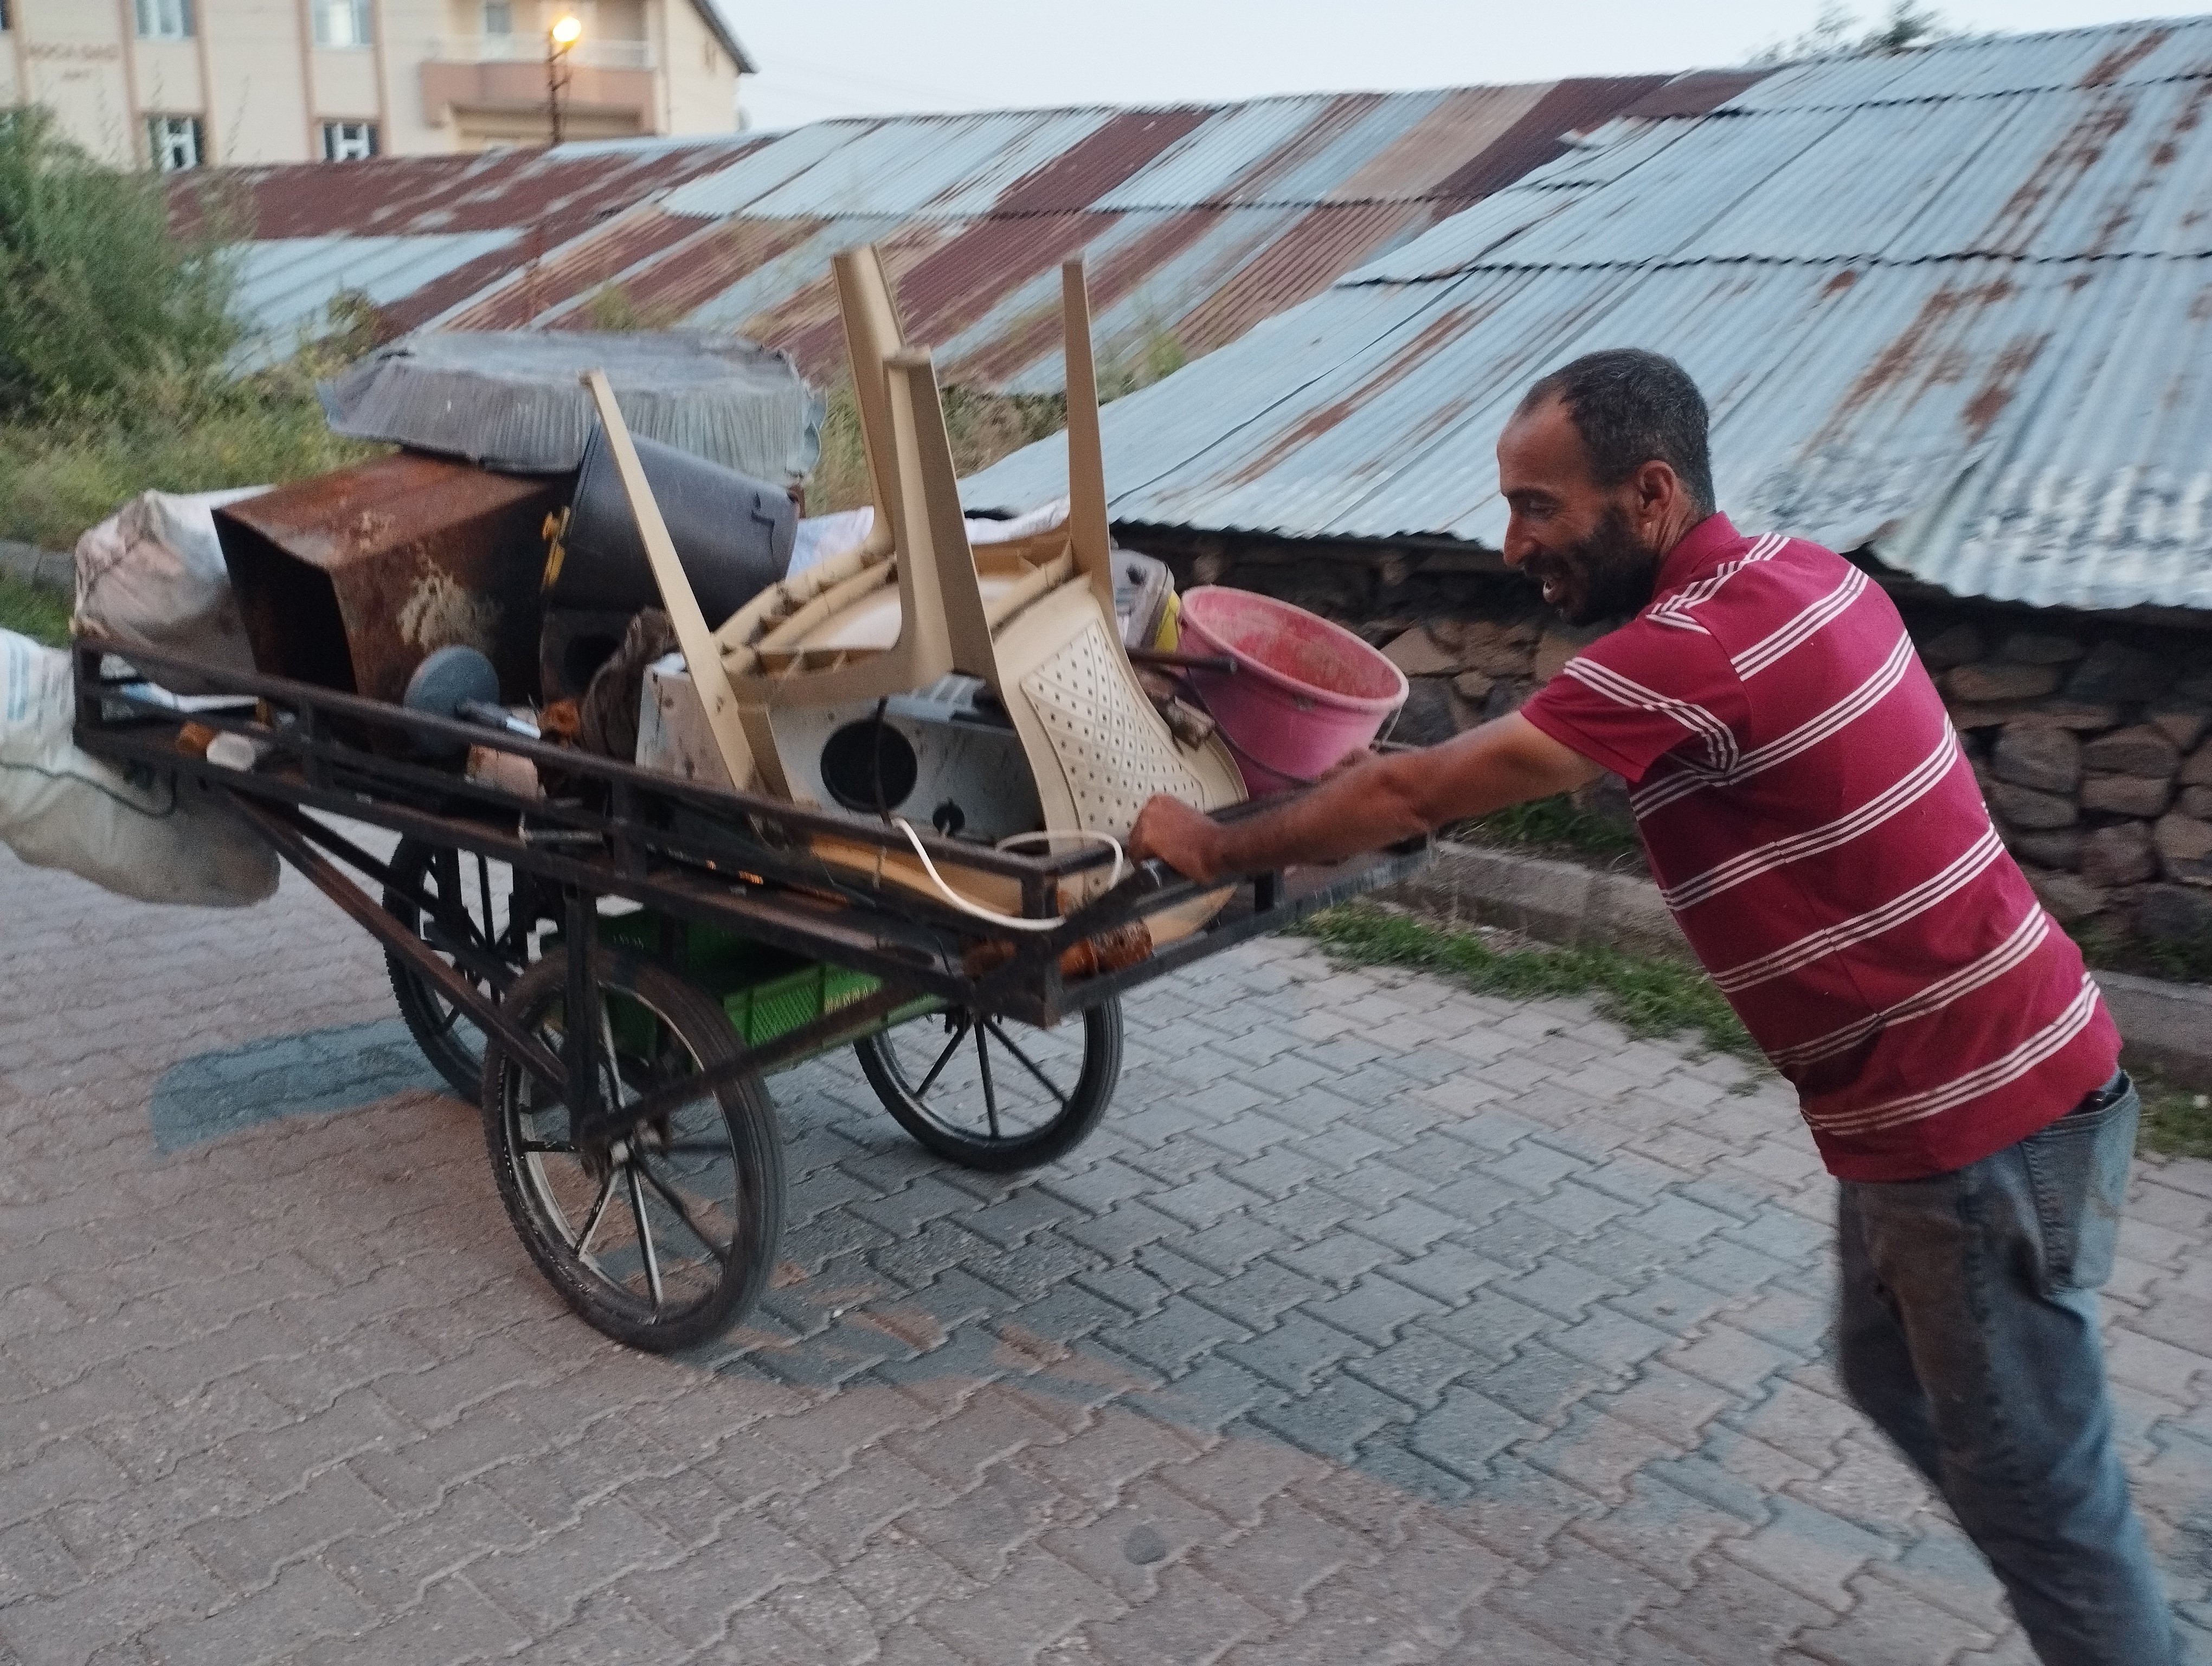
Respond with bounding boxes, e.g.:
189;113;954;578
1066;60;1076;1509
76;638;1431;1339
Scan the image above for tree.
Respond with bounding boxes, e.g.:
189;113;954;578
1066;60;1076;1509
1750;3;1951;67
0;108;236;419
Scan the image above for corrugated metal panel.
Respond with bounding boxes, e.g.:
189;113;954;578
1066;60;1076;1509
1091;94;1352;210
1733;15;2212;108
1426;76;1677;202
658;121;878;220
1321;86;1550;203
741;108;1121;220
1171;201;1429;355
959;19;2212;612
442;206;701;330
229;232;521;369
194;76;1705;397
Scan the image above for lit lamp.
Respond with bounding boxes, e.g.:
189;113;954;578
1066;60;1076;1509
546;13;583;147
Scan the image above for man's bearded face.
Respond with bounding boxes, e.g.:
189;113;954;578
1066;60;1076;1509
1519;503;1661;627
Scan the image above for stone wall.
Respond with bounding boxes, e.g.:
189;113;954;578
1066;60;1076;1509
1122;526;2212;951
1918;614;2212;941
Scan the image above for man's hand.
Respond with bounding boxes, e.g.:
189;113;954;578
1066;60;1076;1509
1128;794;1227;882
1127;714;1601;881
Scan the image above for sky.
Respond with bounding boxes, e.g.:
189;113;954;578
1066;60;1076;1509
729;1;2207;131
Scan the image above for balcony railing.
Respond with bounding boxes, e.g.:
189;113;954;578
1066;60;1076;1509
425;35;655;72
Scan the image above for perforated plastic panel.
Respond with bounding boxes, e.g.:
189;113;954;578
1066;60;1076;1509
1020;616;1211;836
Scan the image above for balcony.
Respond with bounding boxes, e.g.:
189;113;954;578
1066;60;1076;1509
426;35;656;71
420;36;658;138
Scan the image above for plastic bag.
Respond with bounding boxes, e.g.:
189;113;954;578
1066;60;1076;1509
0;631;278;907
73;486;267;684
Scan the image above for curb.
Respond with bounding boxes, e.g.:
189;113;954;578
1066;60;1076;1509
0;540;71;592
1380;840;1694;963
1384;838;2212;1089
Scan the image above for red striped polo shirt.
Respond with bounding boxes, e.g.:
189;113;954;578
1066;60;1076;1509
1520;513;2119;1181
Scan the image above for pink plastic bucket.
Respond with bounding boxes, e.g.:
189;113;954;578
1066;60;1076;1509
1176;587;1408;793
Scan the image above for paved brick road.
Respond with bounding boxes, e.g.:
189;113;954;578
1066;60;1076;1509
1;846;2207;1665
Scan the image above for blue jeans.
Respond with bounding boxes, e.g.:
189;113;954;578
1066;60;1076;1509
1835;1071;2179;1666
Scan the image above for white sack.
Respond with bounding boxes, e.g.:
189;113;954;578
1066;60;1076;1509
0;631;278;907
73;486;268;680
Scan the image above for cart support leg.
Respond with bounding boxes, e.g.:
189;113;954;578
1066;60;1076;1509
563;888;603;1133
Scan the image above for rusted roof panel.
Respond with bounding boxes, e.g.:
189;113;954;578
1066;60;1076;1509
961;17;2212;612
442;205;703;330
1092;93;1412;210
200;75;1696;396
1317;85;1547;203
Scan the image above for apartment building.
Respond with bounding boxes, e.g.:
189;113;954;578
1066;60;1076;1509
0;0;756;169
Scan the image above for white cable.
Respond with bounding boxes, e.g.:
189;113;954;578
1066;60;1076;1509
888;819;1127;932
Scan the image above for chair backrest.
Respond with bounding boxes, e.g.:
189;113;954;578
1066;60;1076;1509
713;247;999;711
1058;260;1117;623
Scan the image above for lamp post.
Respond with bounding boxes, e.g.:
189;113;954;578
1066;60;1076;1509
546;13;582;147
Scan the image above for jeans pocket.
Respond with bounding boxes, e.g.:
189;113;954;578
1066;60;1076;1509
2021;1074;2137;1292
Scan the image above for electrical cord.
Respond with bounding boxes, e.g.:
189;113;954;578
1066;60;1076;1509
890;819;1128;932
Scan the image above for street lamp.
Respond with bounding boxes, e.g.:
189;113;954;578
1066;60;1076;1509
546;13;582;146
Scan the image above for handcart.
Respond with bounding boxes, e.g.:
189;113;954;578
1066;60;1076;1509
76;640;1430;1353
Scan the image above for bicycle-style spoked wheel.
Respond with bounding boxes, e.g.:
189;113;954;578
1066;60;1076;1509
481;947;783;1351
385;836;531;1098
854;998;1121;1171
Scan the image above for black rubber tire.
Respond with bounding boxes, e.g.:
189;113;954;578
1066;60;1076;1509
481;947;784;1353
854;998;1121;1171
384;837;526;1099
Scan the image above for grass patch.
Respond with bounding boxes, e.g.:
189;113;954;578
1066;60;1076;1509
2076;919;2212;988
0;367;378;553
805;380;1066;515
1451;792;1641;862
2137;1069;2212;1161
1300;902;1758;1060
0;569;69;644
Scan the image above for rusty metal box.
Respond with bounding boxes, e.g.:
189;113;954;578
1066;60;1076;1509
215;452;567;709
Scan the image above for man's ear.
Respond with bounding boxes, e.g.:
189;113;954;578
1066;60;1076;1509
1632;458;1679;530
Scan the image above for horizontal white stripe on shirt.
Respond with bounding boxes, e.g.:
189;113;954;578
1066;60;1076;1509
1558;655;1739;778
1810;975;2102;1137
1634;629;1917;820
1765;907;2052;1071
1732;568;1869;680
1709;825;2005;995
1648;533;1785;630
1660;726;1962;913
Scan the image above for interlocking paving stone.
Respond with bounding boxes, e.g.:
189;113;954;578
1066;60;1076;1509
1;848;2207;1664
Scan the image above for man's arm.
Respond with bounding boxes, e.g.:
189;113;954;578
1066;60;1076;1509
1128;712;1604;882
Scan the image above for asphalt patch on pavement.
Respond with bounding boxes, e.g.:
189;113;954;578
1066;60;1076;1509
150;1018;446;1150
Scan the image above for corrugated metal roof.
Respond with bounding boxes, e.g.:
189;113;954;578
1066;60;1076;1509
960;16;2212;614
228;232;522;370
190;74;1740;395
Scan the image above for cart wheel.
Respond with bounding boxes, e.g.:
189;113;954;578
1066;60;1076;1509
481;946;783;1353
854;998;1121;1171
384;837;529;1098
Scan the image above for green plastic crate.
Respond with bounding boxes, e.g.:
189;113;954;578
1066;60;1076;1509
723;960;884;1048
588;909;928;1059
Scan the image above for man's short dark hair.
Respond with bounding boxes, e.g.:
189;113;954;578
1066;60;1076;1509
1517;349;1716;518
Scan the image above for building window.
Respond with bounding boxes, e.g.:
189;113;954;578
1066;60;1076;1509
311;0;371;47
321;121;377;161
0;2;11;34
148;116;203;171
134;0;194;39
482;1;511;35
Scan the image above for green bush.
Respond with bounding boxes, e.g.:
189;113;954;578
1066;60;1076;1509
0;366;375;552
0;109;235;418
0;114;380;552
